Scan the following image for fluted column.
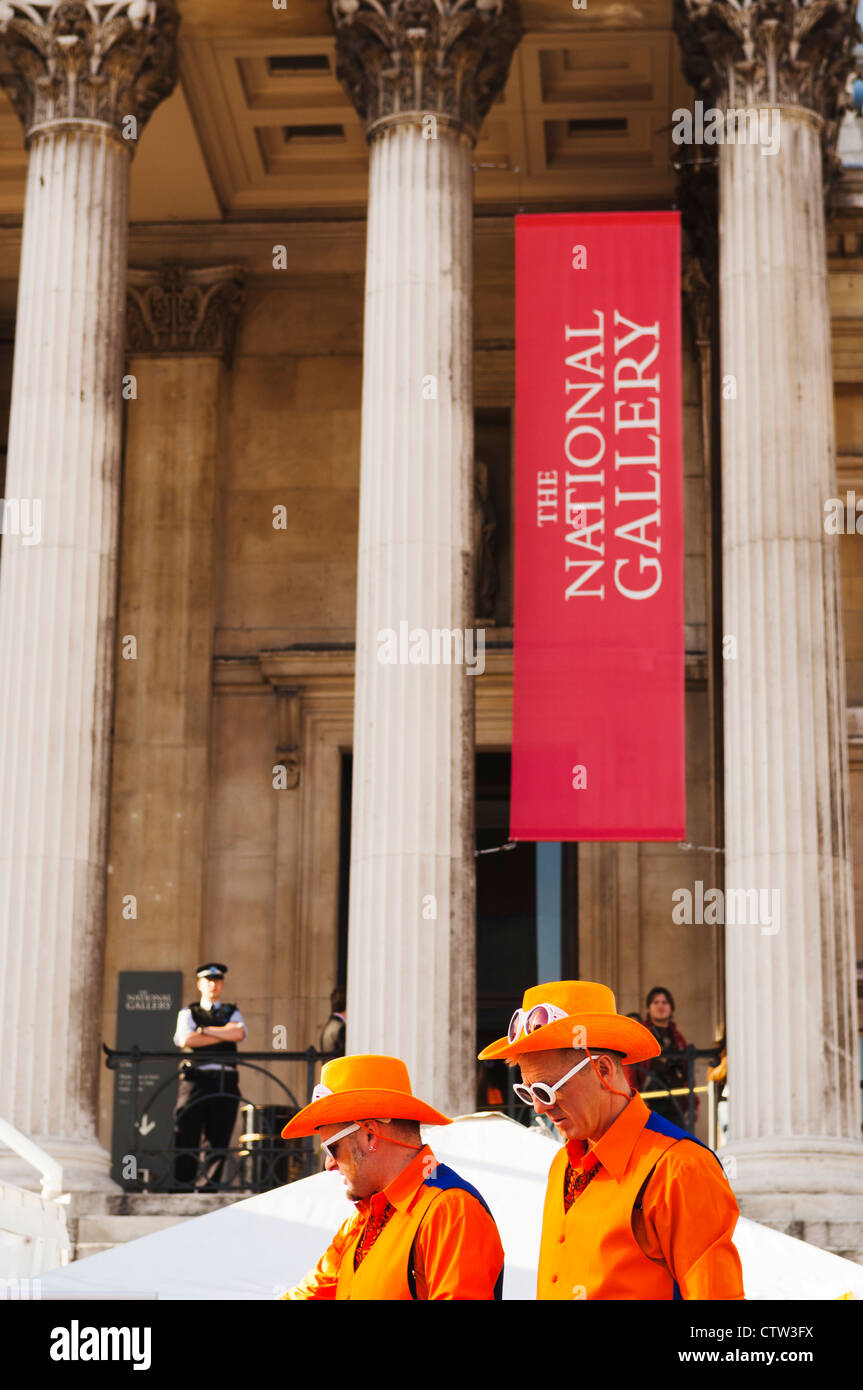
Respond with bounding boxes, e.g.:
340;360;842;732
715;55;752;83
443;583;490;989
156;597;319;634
331;0;521;1113
0;1;178;1188
676;0;863;1220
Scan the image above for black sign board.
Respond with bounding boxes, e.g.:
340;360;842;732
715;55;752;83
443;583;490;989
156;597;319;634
111;971;183;1188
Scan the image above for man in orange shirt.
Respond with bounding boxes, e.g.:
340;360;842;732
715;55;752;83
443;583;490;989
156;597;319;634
280;1054;504;1300
479;980;744;1300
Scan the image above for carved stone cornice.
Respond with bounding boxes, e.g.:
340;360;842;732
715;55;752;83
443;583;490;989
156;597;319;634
0;1;179;144
330;0;523;141
675;0;858;123
126;265;246;362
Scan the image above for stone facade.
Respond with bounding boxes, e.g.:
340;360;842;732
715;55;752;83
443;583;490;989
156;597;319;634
0;0;860;1259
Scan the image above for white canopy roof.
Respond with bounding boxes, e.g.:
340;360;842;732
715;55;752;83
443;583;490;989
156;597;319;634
39;1114;863;1301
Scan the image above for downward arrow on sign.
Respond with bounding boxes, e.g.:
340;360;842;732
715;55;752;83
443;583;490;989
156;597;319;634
138;1115;156;1135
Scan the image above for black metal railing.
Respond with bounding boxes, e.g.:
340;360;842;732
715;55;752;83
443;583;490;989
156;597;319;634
633;1045;719;1134
103;1045;337;1195
106;1039;731;1194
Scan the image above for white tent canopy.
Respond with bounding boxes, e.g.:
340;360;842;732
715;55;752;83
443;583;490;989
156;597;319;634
38;1115;863;1300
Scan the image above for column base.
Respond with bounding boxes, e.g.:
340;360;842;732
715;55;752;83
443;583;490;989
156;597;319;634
724;1140;863;1264
0;1138;120;1194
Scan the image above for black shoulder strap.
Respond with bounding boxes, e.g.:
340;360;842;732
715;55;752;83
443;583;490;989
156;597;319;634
633;1160;660;1213
631;1153;686;1299
406;1177;503;1302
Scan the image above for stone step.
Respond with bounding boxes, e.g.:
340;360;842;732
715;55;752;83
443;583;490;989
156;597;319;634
66;1190;248;1262
68;1191;242;1219
74;1213;192;1246
739;1194;863;1268
74;1243;121;1262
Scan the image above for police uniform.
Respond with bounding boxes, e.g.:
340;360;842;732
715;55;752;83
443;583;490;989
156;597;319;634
173;963;247;1189
319;1011;346;1057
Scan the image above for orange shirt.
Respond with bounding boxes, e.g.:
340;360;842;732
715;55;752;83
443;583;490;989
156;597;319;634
283;1145;504;1301
538;1093;744;1300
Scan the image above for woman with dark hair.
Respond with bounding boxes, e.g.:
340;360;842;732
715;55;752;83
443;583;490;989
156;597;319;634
636;987;698;1130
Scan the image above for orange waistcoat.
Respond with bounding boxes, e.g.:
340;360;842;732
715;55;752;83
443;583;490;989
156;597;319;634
336;1165;504;1301
336;1183;439;1300
538;1121;696;1301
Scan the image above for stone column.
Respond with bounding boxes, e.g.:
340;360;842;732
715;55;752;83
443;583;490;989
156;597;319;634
330;0;521;1113
0;2;178;1188
676;0;863;1228
100;266;245;1103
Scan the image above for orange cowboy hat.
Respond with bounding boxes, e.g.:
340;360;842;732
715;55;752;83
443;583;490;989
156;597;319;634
281;1054;452;1138
478;980;660;1065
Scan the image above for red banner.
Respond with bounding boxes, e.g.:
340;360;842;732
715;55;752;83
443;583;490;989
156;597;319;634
511;213;685;841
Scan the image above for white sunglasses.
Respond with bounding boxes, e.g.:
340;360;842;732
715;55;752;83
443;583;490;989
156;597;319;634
513;1052;593;1107
507;1001;569;1044
319;1121;361;1159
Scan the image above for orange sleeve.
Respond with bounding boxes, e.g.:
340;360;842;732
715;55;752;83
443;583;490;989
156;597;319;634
638;1144;745;1300
414;1190;504;1301
281;1212;362;1301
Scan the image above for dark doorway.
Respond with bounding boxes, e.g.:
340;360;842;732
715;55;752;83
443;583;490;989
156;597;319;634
337;749;578;1103
475;752;578;1111
476;752;536;1051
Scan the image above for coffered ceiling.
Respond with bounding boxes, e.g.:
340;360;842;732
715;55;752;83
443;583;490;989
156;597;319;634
0;0;692;223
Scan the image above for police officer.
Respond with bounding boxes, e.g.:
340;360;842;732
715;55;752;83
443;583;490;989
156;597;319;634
172;963;247;1190
319;985;346;1057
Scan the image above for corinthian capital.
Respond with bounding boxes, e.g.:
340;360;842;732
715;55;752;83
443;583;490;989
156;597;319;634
675;0;858;120
330;0;523;141
126;266;246;363
0;1;179;143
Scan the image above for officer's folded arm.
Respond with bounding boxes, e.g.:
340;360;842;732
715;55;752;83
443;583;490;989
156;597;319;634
178;1029;214;1048
203;1022;247;1041
178;1023;246;1047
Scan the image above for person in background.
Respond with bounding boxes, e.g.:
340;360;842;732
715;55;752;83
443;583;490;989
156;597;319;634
708;1036;729;1146
173;963;247;1190
320;986;346;1056
637;986;697;1130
